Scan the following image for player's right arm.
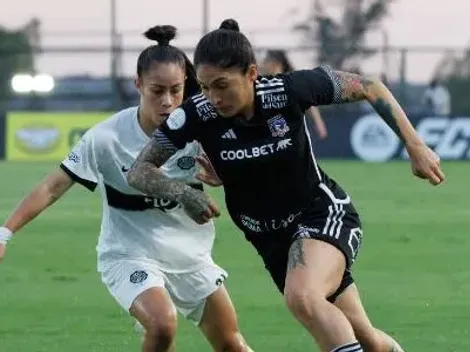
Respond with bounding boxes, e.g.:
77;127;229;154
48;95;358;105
2;169;74;236
127;107;220;224
0;170;75;262
0;131;100;262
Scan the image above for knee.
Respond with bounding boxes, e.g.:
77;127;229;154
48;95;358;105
355;328;383;352
216;332;248;352
143;313;177;346
284;285;324;320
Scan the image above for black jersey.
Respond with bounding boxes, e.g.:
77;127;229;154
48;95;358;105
156;66;342;233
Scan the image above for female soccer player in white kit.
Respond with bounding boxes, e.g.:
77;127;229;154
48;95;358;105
0;25;252;352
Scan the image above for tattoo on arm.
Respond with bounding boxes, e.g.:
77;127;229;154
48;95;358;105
328;69;405;141
127;138;188;201
370;97;404;140
287;239;306;271
332;70;375;103
127;134;213;223
137;136;176;167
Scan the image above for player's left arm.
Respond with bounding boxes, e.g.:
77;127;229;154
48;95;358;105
287;67;445;185
326;69;420;144
329;69;445;185
288;67;420;144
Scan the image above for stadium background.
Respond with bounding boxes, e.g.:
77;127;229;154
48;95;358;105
0;1;469;351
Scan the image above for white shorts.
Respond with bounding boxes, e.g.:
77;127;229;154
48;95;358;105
99;259;228;325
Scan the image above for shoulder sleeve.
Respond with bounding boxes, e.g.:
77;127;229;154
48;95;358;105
154;100;199;150
284;65;342;111
60;130;100;191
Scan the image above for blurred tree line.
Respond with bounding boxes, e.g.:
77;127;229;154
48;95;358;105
0;20;36;110
293;0;394;112
294;0;392;71
295;0;470;114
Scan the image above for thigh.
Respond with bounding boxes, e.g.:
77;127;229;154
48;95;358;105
165;263;229;325
100;259;167;311
287;184;363;300
100;259;177;331
248;229;352;300
130;287;178;333
297;189;363;270
284;238;347;298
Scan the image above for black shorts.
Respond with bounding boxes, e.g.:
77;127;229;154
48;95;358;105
245;179;363;302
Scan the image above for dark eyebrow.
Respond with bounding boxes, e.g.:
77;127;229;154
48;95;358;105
149;83;183;89
199;77;228;86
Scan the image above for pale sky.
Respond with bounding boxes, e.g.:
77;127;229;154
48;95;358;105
1;0;469;82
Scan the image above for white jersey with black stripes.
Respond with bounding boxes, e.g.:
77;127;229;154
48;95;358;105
60;106;215;273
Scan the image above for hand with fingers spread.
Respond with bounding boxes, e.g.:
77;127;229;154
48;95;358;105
406;143;445;185
195;154;223;187
179;187;221;224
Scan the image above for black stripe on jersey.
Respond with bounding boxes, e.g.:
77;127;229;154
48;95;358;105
60;163;97;192
105;183;203;211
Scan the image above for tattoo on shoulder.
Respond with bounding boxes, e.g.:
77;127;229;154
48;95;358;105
287;239;306;271
332;70;375;103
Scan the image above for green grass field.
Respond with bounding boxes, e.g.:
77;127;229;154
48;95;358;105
0;161;468;351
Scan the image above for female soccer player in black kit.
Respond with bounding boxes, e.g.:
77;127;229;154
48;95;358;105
128;19;445;352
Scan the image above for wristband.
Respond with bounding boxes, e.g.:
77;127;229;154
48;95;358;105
0;227;13;244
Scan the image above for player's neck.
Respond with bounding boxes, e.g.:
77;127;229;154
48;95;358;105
137;108;159;137
239;89;256;120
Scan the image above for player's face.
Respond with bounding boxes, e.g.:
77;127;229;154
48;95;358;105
135;62;185;125
197;64;258;118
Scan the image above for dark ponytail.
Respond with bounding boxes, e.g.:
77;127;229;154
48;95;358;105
143;25;177;46
181;52;200;99
137;25;199;99
219;19;240;32
194;18;256;73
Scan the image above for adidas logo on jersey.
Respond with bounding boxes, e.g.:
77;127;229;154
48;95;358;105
221;129;237;140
